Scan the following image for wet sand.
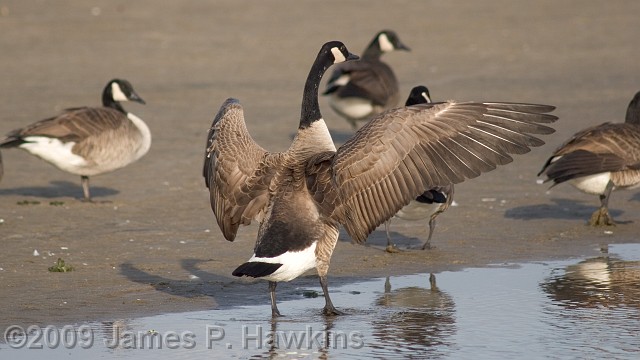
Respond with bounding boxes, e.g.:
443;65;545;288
1;1;639;330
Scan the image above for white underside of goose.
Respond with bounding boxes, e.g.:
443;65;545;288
20;137;88;174
19;112;151;176
395;200;440;221
569;172;612;195
247;242;317;282
329;97;374;120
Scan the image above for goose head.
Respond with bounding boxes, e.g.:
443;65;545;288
364;29;410;58
102;79;146;112
405;85;432;106
625;90;640;125
299;41;358;129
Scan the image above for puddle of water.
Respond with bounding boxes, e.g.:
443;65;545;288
3;243;640;359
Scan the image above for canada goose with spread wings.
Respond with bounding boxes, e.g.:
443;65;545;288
204;41;558;317
538;91;640;226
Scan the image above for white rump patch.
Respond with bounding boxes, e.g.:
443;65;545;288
570;172;612;195
331;47;346;64
20;137;88;174
378;33;393;52
248;242;317;282
111;82;128;102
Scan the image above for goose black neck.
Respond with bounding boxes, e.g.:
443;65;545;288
626;92;640;125
362;39;383;59
299;51;333;129
102;83;126;114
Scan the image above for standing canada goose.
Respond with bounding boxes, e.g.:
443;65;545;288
323;29;410;129
538;91;640;226
383;86;455;252
204;41;558;317
0;79;149;201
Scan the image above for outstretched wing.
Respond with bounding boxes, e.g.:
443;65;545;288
327;101;557;243
204;98;279;241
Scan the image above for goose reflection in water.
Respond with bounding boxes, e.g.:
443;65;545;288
371;273;456;355
541;252;640;309
539;249;640;356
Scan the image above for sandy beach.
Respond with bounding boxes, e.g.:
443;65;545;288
0;0;639;331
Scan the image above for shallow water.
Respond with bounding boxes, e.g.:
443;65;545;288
3;243;640;359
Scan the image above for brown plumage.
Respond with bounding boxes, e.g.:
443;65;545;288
204;42;558;317
383;85;456;252
539;91;640;225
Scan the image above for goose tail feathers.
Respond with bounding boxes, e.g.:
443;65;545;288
232;261;283;278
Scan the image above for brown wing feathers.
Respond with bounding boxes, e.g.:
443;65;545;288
331;101;557;243
3;107;127;145
538;123;640;184
541;150;627;185
204;98;272;241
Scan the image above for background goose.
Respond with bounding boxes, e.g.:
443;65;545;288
323;29;410;129
538;91;640;226
384;86;455;252
204;41;558;317
0;79;149;201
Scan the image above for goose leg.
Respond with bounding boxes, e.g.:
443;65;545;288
319;275;343;316
589;180;615;226
269;281;282;317
422;216;437;250
429;273;437;289
347;118;358;130
384;221;400;253
81;175;92;202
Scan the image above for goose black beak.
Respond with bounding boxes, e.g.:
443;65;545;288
129;93;146;105
347;52;359;61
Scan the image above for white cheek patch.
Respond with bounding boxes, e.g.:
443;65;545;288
331;47;346;63
111;82;128;102
378;33;394;52
422;92;432;103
